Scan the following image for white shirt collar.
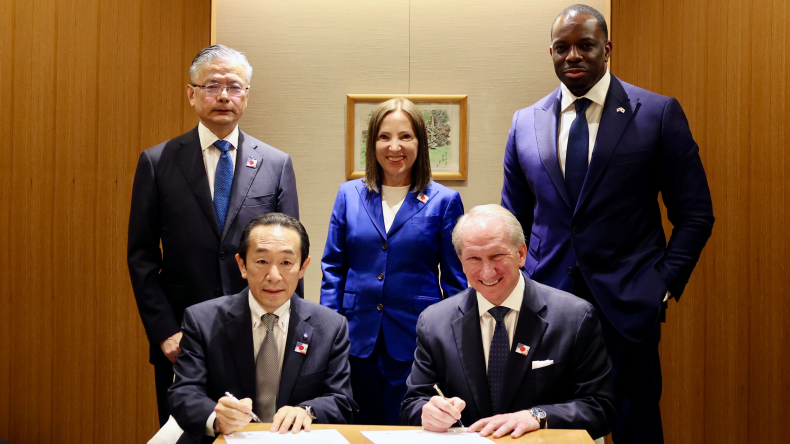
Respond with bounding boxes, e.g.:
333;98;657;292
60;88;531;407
476;273;525;318
198;121;240;152
249;289;290;331
560;70;611;112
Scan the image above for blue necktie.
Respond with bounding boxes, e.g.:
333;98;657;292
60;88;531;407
213;140;234;232
564;98;592;209
487;306;511;413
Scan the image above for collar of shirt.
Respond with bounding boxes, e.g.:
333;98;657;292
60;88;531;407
198;121;240;152
476;273;525;318
560;69;611;113
249;290;290;334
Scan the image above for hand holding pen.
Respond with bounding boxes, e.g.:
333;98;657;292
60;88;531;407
224;391;261;423
420;384;466;432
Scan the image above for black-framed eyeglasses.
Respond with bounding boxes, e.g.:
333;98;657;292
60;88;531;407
191;83;250;97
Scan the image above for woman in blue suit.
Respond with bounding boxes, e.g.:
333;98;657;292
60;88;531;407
321;98;467;425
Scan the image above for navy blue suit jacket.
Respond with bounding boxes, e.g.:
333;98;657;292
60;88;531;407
127;126;299;363
168;292;356;444
320;179;467;361
401;275;616;439
501;75;714;342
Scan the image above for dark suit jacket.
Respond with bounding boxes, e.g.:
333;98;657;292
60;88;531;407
320;179;467;361
127;126;298;364
501;75;714;342
169;292;356;444
401;275;616;439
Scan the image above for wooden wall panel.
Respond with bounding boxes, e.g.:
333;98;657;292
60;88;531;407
612;0;788;442
0;0;210;442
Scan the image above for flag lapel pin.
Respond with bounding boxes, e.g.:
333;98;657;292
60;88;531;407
246;156;257;168
294;342;308;354
616;107;625;114
515;343;530;356
417;193;429;204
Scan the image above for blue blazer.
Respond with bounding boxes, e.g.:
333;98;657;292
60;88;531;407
401;274;616;439
501;75;714;342
320;179;467;361
169;292;356;444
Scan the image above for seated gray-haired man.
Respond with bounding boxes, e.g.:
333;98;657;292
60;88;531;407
169;213;355;444
400;204;616;440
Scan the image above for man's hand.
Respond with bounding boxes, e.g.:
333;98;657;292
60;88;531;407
421;396;466;432
271;406;313;434
160;331;183;363
214;396;253;435
467;410;539;438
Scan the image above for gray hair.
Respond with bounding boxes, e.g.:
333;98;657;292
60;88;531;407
189;45;253;85
452;204;526;256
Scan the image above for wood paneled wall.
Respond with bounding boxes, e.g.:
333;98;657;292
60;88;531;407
0;0;210;442
611;0;788;442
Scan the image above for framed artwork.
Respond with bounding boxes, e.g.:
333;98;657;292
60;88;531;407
346;94;468;181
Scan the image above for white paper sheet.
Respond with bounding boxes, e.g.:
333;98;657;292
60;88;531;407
361;429;492;444
223;428;351;443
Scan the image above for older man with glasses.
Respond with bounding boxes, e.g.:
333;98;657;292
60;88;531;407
128;44;299;427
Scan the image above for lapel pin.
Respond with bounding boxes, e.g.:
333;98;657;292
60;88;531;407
294;342;308;354
246;156;257;169
417;194;429;204
303;333;308;339
515;343;530;356
616;107;625;114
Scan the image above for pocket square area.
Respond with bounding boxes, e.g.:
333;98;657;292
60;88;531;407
531;360;554;370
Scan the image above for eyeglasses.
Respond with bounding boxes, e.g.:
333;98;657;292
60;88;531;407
191;83;250;97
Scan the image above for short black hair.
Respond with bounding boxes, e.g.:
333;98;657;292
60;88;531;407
237;213;310;267
551;4;609;41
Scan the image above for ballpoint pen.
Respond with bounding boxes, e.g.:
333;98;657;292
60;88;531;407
433;384;465;428
224;391;261;423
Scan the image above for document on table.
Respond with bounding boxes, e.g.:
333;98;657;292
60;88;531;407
223;429;350;443
361;428;492;444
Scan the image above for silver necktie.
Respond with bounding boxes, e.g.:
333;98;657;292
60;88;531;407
255;313;280;421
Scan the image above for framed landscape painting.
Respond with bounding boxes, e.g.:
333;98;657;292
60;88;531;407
346;94;468;181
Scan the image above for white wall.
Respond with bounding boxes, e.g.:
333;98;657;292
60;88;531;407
216;0;608;301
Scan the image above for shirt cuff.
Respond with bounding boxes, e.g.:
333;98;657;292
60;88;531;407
206;411;217;437
663;291;672;303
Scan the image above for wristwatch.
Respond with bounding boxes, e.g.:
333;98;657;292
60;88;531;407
529;407;547;429
299;404;317;420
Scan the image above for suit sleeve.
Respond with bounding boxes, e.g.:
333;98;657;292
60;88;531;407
501;110;536;244
127;150;180;346
320;187;348;312
657;98;715;299
438;192;467;297
168;308;218;442
400;313;436;426
298;317;358;424
276;155;299;220
534;307;616;439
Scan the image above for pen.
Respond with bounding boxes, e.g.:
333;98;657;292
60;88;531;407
224;391;261;423
433;384;465;428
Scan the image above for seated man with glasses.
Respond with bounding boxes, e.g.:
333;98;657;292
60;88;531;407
128;44;300;428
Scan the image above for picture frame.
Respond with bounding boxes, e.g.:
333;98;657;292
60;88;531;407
346;94;468;181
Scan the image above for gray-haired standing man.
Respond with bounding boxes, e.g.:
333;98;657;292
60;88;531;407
127;45;299;425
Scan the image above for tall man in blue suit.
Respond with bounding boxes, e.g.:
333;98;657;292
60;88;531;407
501;5;714;443
128;45;299;426
169;213;355;444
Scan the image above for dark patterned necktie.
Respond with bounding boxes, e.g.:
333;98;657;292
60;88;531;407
255;313;280;422
487;306;511;413
213;140;234;232
564;98;592;209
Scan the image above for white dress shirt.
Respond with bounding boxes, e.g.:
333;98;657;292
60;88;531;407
205;292;291;436
557;70;611;177
381;185;410;232
198;122;239;199
476;274;525;372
